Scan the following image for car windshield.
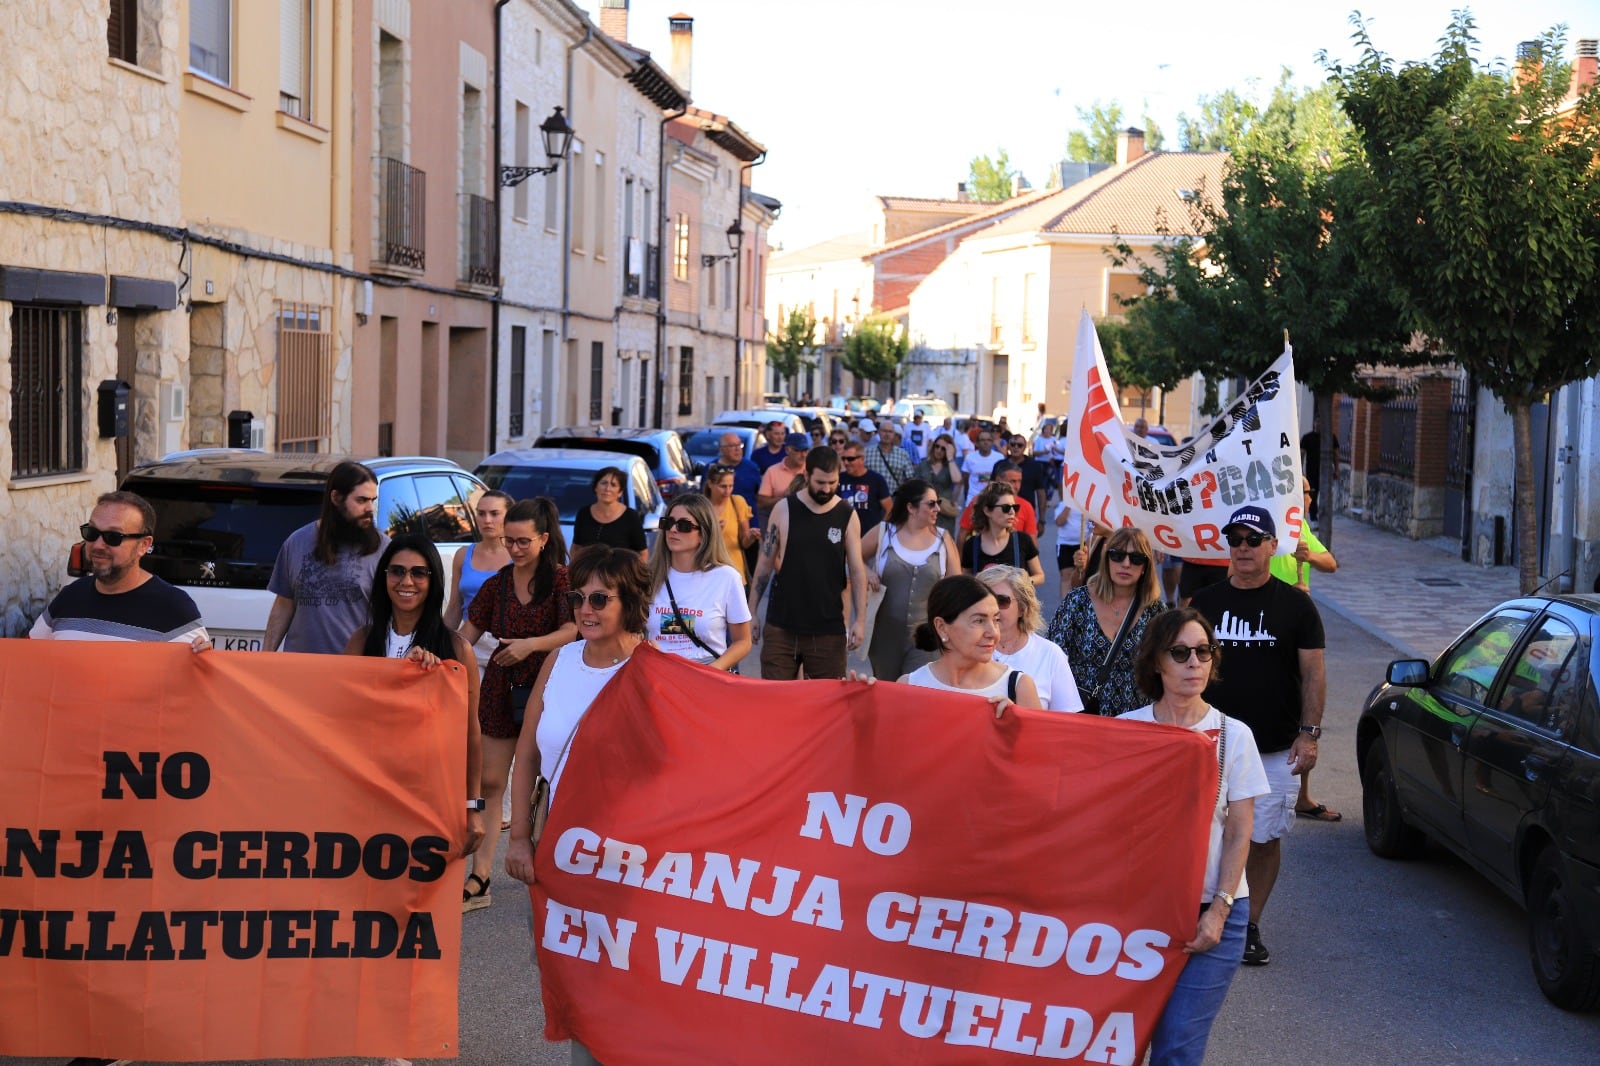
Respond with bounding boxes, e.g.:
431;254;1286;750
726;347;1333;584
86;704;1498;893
683;429;736;456
477;465;610;520
129;480;322;587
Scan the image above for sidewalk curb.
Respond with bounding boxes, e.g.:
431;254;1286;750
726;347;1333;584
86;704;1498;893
1310;590;1427;664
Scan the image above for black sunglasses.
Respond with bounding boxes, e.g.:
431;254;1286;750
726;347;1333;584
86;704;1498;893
991;502;1019;514
1225;532;1267;548
662;518;701;534
1106;548;1149;566
992;593;1013;609
1167;643;1217;664
386;564;433;580
80;524;150;546
565;590;618;612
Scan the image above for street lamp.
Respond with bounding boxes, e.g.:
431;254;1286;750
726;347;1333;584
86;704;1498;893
500;106;575;187
700;218;743;266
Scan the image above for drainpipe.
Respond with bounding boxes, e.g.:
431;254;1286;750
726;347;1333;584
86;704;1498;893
561;24;596;366
489;0;512;450
734;150;765;408
652;107;686;429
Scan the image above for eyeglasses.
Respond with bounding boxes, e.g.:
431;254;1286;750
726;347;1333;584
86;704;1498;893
917;498;941;509
992;593;1013;609
565;591;618;612
80;524;150;546
1106;548;1149;566
990;502;1019;514
1225;532;1267;548
386;564;432;581
1166;643;1217;664
1007;441;1025;449
502;536;540;549
843;454;865;463
662;518;701;534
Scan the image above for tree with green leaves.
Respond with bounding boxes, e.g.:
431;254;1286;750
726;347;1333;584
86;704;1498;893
967;149;1016;202
1177;69;1349;163
840;319;909;391
1326;16;1600;592
1110;78;1417;544
765;308;819;399
1065;101;1165;162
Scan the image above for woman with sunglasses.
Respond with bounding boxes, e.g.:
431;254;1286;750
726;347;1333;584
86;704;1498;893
914;434;963;535
646;493;752;671
1120;608;1268;1065
897;574;1039;713
457;498;576;912
977;565;1083;712
961;481;1045;588
1047;526;1164;716
861;478;959;681
343;533;485;861
704;466;759;584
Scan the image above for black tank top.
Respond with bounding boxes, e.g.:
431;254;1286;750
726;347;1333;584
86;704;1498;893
767;498;852;635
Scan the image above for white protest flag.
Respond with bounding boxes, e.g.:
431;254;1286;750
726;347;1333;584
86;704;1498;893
1061;309;1304;560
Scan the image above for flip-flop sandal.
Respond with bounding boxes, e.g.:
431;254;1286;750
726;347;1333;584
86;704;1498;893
462;873;492;911
1296;803;1342;822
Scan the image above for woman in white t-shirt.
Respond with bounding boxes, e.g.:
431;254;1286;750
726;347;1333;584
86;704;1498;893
1119;607;1269;1066
898;574;1039;713
977;565;1082;712
644;493;751;671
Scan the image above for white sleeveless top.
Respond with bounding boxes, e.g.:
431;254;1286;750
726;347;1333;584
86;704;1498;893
904;663;1019;699
536;641;628;801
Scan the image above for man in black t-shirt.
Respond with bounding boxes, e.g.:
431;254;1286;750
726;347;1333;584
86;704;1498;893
1006;435;1050;518
1190;505;1325;968
837;445;892;534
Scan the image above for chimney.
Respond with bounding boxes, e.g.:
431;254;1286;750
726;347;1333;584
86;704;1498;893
1576;39;1598;97
599;0;629;42
956;182;969;202
1011;173;1031;198
668;14;693;96
1116;127;1146;166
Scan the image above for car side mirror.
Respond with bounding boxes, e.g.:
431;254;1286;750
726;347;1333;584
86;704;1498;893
1387;659;1429;686
692;461;706;476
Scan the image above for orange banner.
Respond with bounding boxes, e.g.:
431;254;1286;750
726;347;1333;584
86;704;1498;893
0;641;469;1062
533;647;1216;1064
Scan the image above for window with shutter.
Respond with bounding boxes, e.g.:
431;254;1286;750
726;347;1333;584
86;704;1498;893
279;0;313;119
190;0;232;85
107;0;137;64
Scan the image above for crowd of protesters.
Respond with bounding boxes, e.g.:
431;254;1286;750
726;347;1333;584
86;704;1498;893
31;408;1334;1066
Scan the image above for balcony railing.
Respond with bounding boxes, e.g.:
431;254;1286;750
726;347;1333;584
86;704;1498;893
460;193;496;287
644;244;661;300
377;156;425;270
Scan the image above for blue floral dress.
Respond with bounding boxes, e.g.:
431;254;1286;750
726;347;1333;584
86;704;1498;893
1046;586;1163;716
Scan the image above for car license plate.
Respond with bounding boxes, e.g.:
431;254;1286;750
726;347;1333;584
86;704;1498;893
212;629;264;651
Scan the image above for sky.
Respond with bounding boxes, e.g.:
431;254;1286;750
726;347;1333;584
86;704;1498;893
612;0;1590;251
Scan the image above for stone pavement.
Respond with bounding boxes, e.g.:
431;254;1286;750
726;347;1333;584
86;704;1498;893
1307;516;1523;662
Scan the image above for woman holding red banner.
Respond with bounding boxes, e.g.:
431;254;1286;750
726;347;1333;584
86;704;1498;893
1047;526;1164;716
898;574;1039;713
343;533;485;860
1121;607;1268;1065
458;498;577;913
505;543;652;883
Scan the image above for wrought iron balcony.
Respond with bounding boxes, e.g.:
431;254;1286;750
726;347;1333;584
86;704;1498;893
460;193;497;287
377;156;425;270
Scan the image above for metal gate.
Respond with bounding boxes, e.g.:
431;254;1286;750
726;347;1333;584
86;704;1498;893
1443;377;1473;543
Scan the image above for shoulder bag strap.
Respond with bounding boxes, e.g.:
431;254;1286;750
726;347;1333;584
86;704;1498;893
1091;599;1141;695
876;524;895;576
664;573;720;660
1007;669;1019;702
1011;532;1021;568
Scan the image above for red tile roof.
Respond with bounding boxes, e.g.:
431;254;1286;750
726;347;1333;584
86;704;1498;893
1038;152;1228;237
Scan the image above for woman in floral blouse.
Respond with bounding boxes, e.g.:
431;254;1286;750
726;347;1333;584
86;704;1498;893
1046;526;1164;716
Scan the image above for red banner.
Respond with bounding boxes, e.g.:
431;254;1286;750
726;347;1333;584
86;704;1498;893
533;647;1215;1064
0;641;469;1062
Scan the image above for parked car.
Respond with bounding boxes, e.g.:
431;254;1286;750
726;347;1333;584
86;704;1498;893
474;448;666;552
675;424;767;480
888;394;954;424
1144;424;1178;447
713;409;806;439
761;391;790;407
533;426;695;500
1358;594;1600;1009
763;405;837;437
68;450;487;651
827;395;881;416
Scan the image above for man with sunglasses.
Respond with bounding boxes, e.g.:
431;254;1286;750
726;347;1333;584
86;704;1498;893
31;492;209;649
837;445;891;533
1188;506;1326;968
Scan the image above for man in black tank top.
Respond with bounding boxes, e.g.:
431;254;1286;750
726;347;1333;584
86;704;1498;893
748;446;868;680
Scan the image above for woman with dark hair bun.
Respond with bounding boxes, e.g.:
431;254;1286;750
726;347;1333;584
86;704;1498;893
897;574;1038;713
860;477;957;680
573;465;647;558
343;533;485;860
457;497;576;913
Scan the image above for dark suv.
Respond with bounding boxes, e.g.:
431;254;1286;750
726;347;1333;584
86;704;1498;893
534;426;695;499
71;450;486;650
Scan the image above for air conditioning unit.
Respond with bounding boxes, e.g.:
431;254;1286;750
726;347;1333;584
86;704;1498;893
249;419;266;450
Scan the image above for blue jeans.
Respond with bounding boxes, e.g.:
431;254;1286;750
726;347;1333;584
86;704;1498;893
1149;901;1248;1065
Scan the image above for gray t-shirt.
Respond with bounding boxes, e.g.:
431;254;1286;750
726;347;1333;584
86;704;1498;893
266;521;389;654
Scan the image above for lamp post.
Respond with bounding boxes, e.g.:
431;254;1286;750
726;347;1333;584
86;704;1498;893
500;106;575;187
700;218;742;267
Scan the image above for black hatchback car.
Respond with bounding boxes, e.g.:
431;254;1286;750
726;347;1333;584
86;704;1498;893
535;426;695;500
1358;594;1600;1009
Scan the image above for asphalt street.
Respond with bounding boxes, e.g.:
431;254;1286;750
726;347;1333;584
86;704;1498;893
8;540;1600;1064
